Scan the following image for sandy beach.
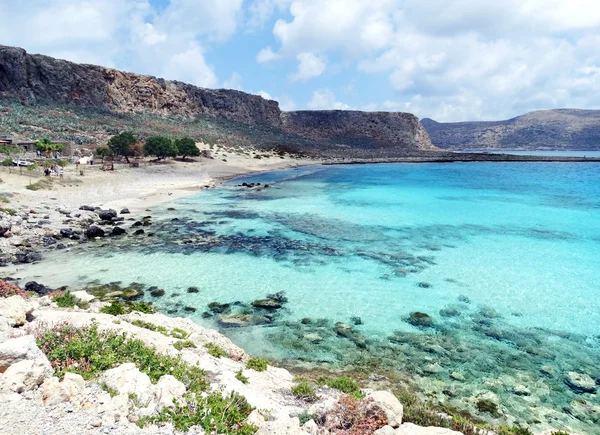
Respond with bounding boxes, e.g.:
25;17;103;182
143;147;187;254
0;146;318;214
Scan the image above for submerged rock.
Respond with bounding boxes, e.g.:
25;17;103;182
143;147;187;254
218;314;271;328
406;312;434;328
565;371;597;394
208;302;231;314
252;299;282;310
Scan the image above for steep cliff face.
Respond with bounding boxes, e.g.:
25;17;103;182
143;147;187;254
0;45;435;154
0;45;282;126
282;110;435;151
422;109;600;150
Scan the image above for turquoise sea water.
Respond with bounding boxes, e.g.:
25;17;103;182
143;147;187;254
12;162;600;432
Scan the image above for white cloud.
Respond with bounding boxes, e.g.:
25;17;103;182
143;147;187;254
289;52;327;82
223;72;244;90
307;89;350;110
256;91;273;100
247;0;292;30
0;0;245;89
277;95;296;111
256;47;281;63
267;0;600;120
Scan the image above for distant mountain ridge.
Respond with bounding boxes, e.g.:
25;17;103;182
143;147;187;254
0;45;435;155
422;109;600;150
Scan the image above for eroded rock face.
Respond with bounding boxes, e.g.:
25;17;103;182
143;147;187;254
0;45;281;126
366;390;404;428
282;110;436;152
0;45;435;155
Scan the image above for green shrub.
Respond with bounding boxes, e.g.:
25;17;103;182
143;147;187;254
235;369;249;384
140;391;256;434
36;324;208;392
100;302;126;315
131;319;168;335
297;411;315;426
246;357;268;372
1;157;12;167
204;342;228;358
173;340;196;351
0;208;16;216
100;301;155;316
170;327;189;339
317;376;362;399
291;381;318;402
52;291;88;309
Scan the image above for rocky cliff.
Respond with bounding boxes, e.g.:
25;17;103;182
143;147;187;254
282;110;435;153
0;45;434;154
422;109;600;150
0;45;282;126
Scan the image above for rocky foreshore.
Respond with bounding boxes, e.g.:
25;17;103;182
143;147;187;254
0;199;151;268
0;285;474;435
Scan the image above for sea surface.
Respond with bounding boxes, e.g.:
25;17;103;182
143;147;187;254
464;149;600;157
13;162;600;433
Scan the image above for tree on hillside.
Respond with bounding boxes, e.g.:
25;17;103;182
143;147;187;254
95;146;113;163
144;136;178;160
35;138;64;157
108;131;137;163
175;138;200;160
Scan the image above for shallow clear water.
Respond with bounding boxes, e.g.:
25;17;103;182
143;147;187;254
465;149;600;157
12;162;600;432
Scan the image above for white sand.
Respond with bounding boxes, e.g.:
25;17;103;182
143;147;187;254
0;146;318;213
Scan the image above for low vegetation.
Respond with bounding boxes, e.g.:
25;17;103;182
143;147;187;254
246;357;268;372
99;301;155;315
51;291;88;309
317;375;362;399
204;342;228;358
36;324;255;434
173;340;196;351
291;379;318;402
0;280;29;298
235;369;249;384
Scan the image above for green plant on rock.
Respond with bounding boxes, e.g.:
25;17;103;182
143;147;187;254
139;391;256;434
317;376;362;399
52;291;88;309
246;357;268;372
173;340;196;351
131;319;169;335
297;411;315;426
236;369;249;384
204;342;228;358
100;301;155;316
170;328;189;339
291;380;318;402
36;324;208;393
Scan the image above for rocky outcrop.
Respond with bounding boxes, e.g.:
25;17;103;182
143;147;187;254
283;110;435;152
0;45;281;126
0;45;435;154
422;109;600;150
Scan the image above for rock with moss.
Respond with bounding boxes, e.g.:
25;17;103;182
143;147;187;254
406;312;434;328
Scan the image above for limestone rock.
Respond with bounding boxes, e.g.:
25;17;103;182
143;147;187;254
366;390;404;428
255;417;309;435
99;363;154;405
0;358;54;392
0;335;50;370
41;372;85;406
302;419;319;435
153;375;186;410
565;371;597;394
0;295;33;326
374;425;397;435
70;291;96;304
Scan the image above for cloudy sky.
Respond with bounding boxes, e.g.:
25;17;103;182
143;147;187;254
1;0;599;121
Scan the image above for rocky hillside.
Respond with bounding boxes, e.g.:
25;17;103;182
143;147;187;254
283;111;435;155
422;109;600;150
0;45;434;156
